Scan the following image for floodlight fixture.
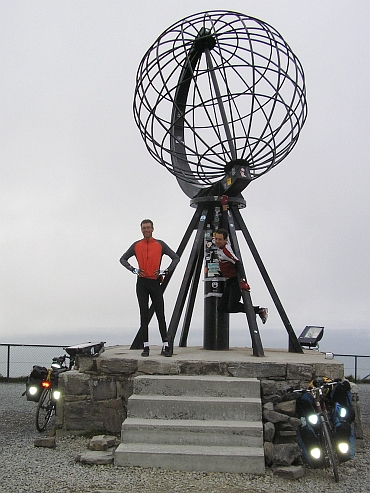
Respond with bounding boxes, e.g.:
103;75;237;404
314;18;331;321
298;326;324;349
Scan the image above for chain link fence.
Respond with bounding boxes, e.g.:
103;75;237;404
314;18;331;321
0;344;67;381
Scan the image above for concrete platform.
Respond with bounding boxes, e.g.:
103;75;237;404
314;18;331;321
93;345;344;381
100;344;335;363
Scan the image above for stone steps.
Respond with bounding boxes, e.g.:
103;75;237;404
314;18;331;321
127;394;261;421
114;374;265;474
116;443;265;474
133;375;261;398
121;418;263;447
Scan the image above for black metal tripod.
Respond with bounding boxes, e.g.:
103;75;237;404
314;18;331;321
130;195;303;356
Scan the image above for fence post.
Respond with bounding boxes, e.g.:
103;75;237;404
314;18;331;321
6;345;10;382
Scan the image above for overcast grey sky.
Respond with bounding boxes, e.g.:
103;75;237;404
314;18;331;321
1;1;369;356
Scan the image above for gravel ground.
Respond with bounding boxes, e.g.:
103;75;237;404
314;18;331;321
0;383;369;493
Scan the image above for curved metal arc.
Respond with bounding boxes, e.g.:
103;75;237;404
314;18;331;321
170;24;246;196
170;29;205;197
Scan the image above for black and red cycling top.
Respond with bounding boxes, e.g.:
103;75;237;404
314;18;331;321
216;243;239;279
120;237;180;280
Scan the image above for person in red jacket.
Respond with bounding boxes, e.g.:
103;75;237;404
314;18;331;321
214;229;268;324
120;219;180;357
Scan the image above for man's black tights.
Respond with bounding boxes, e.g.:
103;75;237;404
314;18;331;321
136;277;168;343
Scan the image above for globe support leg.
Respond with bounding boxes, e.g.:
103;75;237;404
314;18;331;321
179;248;204;347
232;207;303;353
226;208;264;357
167;207;210;349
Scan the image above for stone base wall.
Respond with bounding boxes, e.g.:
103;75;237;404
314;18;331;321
56;351;345;435
56;372;131;434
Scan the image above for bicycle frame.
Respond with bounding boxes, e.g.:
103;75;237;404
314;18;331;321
312;386;339;482
26;344;102;432
295;383;339;482
35;355;71;432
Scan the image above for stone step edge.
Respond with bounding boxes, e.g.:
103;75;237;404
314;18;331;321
115;442;264;457
129;395;261;404
122;417;263;428
134;375;260;382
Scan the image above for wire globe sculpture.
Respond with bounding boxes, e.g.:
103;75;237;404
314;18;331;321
133;10;307;198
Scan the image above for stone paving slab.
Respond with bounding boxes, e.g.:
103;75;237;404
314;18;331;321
76;449;115;465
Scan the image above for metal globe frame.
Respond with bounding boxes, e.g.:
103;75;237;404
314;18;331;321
131;11;307;355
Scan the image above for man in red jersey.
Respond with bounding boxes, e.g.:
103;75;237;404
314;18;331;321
214;228;268;324
120;219;180;357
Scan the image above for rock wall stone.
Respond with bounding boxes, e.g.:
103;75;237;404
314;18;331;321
57;369;131;434
56;350;346;441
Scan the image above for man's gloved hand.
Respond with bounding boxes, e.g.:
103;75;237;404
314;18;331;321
155;269;168;284
132;268;141;275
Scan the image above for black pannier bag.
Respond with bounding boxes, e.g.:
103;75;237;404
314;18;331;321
296;391;325;468
25;365;48;402
330;380;355;461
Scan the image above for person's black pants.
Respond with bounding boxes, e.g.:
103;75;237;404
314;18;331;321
218;276;260;314
136;277;168;344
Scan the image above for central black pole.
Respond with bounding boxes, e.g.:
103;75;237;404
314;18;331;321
203;217;229;350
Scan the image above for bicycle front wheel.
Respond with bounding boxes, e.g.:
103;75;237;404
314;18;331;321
322;417;339;482
35;388;55;432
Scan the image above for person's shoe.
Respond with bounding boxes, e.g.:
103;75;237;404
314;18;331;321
141;347;150;357
161;346;172;357
258;307;268;324
239;279;251;291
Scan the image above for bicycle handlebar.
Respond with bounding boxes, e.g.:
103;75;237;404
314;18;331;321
287;382;335;394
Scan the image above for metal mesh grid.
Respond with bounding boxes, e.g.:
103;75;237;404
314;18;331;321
133;10;307;196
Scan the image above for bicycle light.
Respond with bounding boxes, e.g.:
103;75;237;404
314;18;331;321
336;440;351;463
337;442;349;454
310;447;322;460
52;390;61;400
28;386;39;396
338;406;348;419
307;414;319;426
